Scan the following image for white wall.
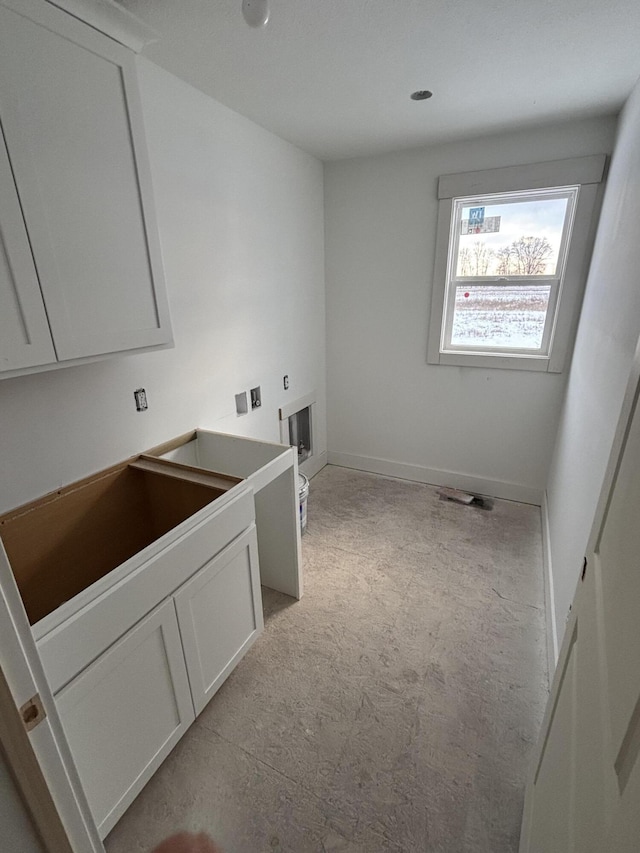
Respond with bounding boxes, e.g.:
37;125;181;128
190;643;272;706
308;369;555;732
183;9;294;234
0;749;45;853
546;78;640;651
0;60;326;514
324;117;616;503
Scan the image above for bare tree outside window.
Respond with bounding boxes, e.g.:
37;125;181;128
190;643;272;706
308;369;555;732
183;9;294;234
461;236;554;277
471;241;494;275
459;246;472;275
508;236;554;275
496;246;513;276
457;242;495;275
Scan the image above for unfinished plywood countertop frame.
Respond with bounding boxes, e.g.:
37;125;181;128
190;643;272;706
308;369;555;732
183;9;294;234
1;456;243;631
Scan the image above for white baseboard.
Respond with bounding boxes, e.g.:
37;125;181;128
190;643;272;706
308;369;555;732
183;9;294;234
541;491;559;681
300;450;327;480
327;451;543;506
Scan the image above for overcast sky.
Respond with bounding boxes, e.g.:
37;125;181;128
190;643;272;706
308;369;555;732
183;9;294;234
458;195;570;274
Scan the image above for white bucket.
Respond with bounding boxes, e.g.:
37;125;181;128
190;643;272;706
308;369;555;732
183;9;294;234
298;473;309;535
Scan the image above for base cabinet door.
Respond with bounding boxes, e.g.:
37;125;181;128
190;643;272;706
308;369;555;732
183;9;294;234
54;598;194;840
175;525;264;716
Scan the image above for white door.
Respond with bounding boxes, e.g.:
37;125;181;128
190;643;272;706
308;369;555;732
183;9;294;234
520;346;640;852
0;123;55;371
0;1;172;361
174;527;264;716
55;598;195;840
0;540;103;853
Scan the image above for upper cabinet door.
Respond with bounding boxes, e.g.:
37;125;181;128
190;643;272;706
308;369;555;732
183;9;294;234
0;124;56;371
0;2;172;362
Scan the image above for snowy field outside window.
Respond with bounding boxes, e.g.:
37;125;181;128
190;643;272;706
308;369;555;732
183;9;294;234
450;285;551;349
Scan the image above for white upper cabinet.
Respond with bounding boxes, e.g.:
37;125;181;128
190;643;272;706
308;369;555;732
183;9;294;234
0;126;56;371
0;0;172;374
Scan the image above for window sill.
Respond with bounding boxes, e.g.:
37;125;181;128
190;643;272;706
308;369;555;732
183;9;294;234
428;350;560;372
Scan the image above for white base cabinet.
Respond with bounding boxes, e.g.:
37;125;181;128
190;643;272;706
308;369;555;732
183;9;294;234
55;598;194;839
0;430;302;839
50;522;263;840
0;457;265;840
176;528;263;716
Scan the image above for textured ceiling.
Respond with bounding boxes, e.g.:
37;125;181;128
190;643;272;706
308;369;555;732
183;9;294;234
119;0;640;161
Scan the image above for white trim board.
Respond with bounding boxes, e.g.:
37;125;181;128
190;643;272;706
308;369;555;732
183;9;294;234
300;450;327;480
438;154;607;199
279;390;317;422
541;491;559;682
327;451;543;506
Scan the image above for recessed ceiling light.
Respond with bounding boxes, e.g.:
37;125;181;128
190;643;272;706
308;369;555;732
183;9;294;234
411;90;433;101
242;0;269;28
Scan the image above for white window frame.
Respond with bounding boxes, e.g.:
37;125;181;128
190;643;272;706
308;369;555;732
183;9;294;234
427;155;607;372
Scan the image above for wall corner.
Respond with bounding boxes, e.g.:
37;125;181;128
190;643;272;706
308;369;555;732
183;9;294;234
541;490;559;683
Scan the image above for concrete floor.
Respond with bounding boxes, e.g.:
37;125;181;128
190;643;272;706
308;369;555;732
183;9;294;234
105;466;548;853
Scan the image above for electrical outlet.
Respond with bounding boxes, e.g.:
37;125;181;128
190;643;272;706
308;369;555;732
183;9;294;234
134;388;148;412
283;375;289;390
250;386;261;410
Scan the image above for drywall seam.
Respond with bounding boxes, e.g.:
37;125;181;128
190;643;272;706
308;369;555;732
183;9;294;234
541;490;559;682
327;451;543;505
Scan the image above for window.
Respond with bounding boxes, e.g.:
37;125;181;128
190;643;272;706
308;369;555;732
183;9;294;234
446;187;578;355
428;156;606;372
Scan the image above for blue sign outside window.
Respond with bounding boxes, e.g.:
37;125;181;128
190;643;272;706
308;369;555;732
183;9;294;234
469;207;485;225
